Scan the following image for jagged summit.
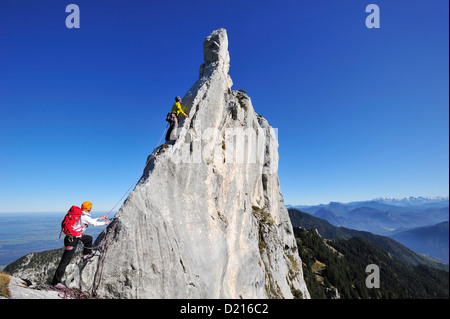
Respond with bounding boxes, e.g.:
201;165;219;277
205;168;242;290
74;28;310;299
201;28;231;77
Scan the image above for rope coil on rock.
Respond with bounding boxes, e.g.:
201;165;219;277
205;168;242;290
28;282;98;299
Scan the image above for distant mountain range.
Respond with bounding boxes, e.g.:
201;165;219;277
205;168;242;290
288;208;448;271
372;196;449;206
391;221;449;264
287;196;449;264
287;196;449;236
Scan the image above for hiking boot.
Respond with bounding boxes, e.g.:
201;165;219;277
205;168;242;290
54;283;67;290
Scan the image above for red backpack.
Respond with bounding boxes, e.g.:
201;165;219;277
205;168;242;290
59;205;84;238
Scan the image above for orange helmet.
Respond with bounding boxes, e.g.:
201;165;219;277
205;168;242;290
81;201;93;212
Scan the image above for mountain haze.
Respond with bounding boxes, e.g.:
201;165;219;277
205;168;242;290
288;208;448;271
391;221;449;264
290;197;449;236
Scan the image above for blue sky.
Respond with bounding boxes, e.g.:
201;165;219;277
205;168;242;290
0;0;448;212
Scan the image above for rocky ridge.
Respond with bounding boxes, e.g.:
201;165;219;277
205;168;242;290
5;29;310;299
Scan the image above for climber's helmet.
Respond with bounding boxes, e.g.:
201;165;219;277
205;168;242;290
81;201;93;212
175;96;181;102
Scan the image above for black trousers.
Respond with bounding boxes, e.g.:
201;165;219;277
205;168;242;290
52;235;93;285
165;113;178;141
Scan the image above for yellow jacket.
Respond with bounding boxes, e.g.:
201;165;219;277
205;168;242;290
171;102;186;117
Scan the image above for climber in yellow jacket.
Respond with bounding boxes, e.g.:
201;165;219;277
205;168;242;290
172;97;187;117
166;96;188;141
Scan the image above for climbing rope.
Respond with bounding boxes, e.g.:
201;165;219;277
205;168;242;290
89;122;170;296
28;282;98;299
104;122;169;218
24;124;171;298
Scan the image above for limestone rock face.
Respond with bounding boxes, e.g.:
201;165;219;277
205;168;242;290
79;28;310;299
